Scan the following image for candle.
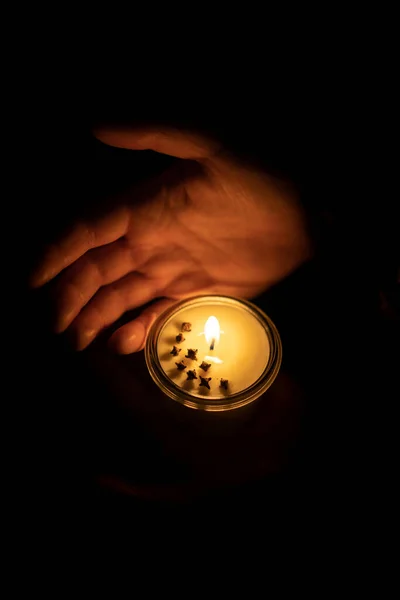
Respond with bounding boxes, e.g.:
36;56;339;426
145;295;282;411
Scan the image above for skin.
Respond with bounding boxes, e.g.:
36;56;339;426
30;126;312;353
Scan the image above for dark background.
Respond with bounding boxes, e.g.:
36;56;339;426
17;42;398;526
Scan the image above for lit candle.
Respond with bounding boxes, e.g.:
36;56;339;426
145;295;282;411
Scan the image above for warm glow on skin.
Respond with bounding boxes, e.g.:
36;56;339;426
30;126;311;354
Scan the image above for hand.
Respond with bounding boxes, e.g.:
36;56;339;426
31;126;311;353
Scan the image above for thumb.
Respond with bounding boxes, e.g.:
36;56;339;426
93;125;220;160
108;298;177;354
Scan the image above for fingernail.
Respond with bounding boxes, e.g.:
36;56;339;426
54;311;73;334
125;322;145;352
109;321;146;354
75;328;96;351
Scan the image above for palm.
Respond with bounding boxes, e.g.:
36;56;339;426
32;127;310;353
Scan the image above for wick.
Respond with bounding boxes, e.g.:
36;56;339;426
210;338;215;351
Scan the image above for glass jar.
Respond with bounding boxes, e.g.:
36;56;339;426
145;295;282;411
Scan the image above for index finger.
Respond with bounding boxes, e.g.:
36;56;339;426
30;206;130;288
93;125;220;160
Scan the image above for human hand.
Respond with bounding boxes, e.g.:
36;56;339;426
31;126;311;353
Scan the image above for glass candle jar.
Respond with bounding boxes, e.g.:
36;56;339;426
145;295;282;411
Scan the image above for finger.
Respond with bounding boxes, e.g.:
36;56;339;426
93;125;220;160
108;298;177;354
69;272;158;350
30;206;130;288
53;239;153;333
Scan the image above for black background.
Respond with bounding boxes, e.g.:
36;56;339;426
15;34;398;530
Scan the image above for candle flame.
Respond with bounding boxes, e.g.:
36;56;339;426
205;316;220;349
